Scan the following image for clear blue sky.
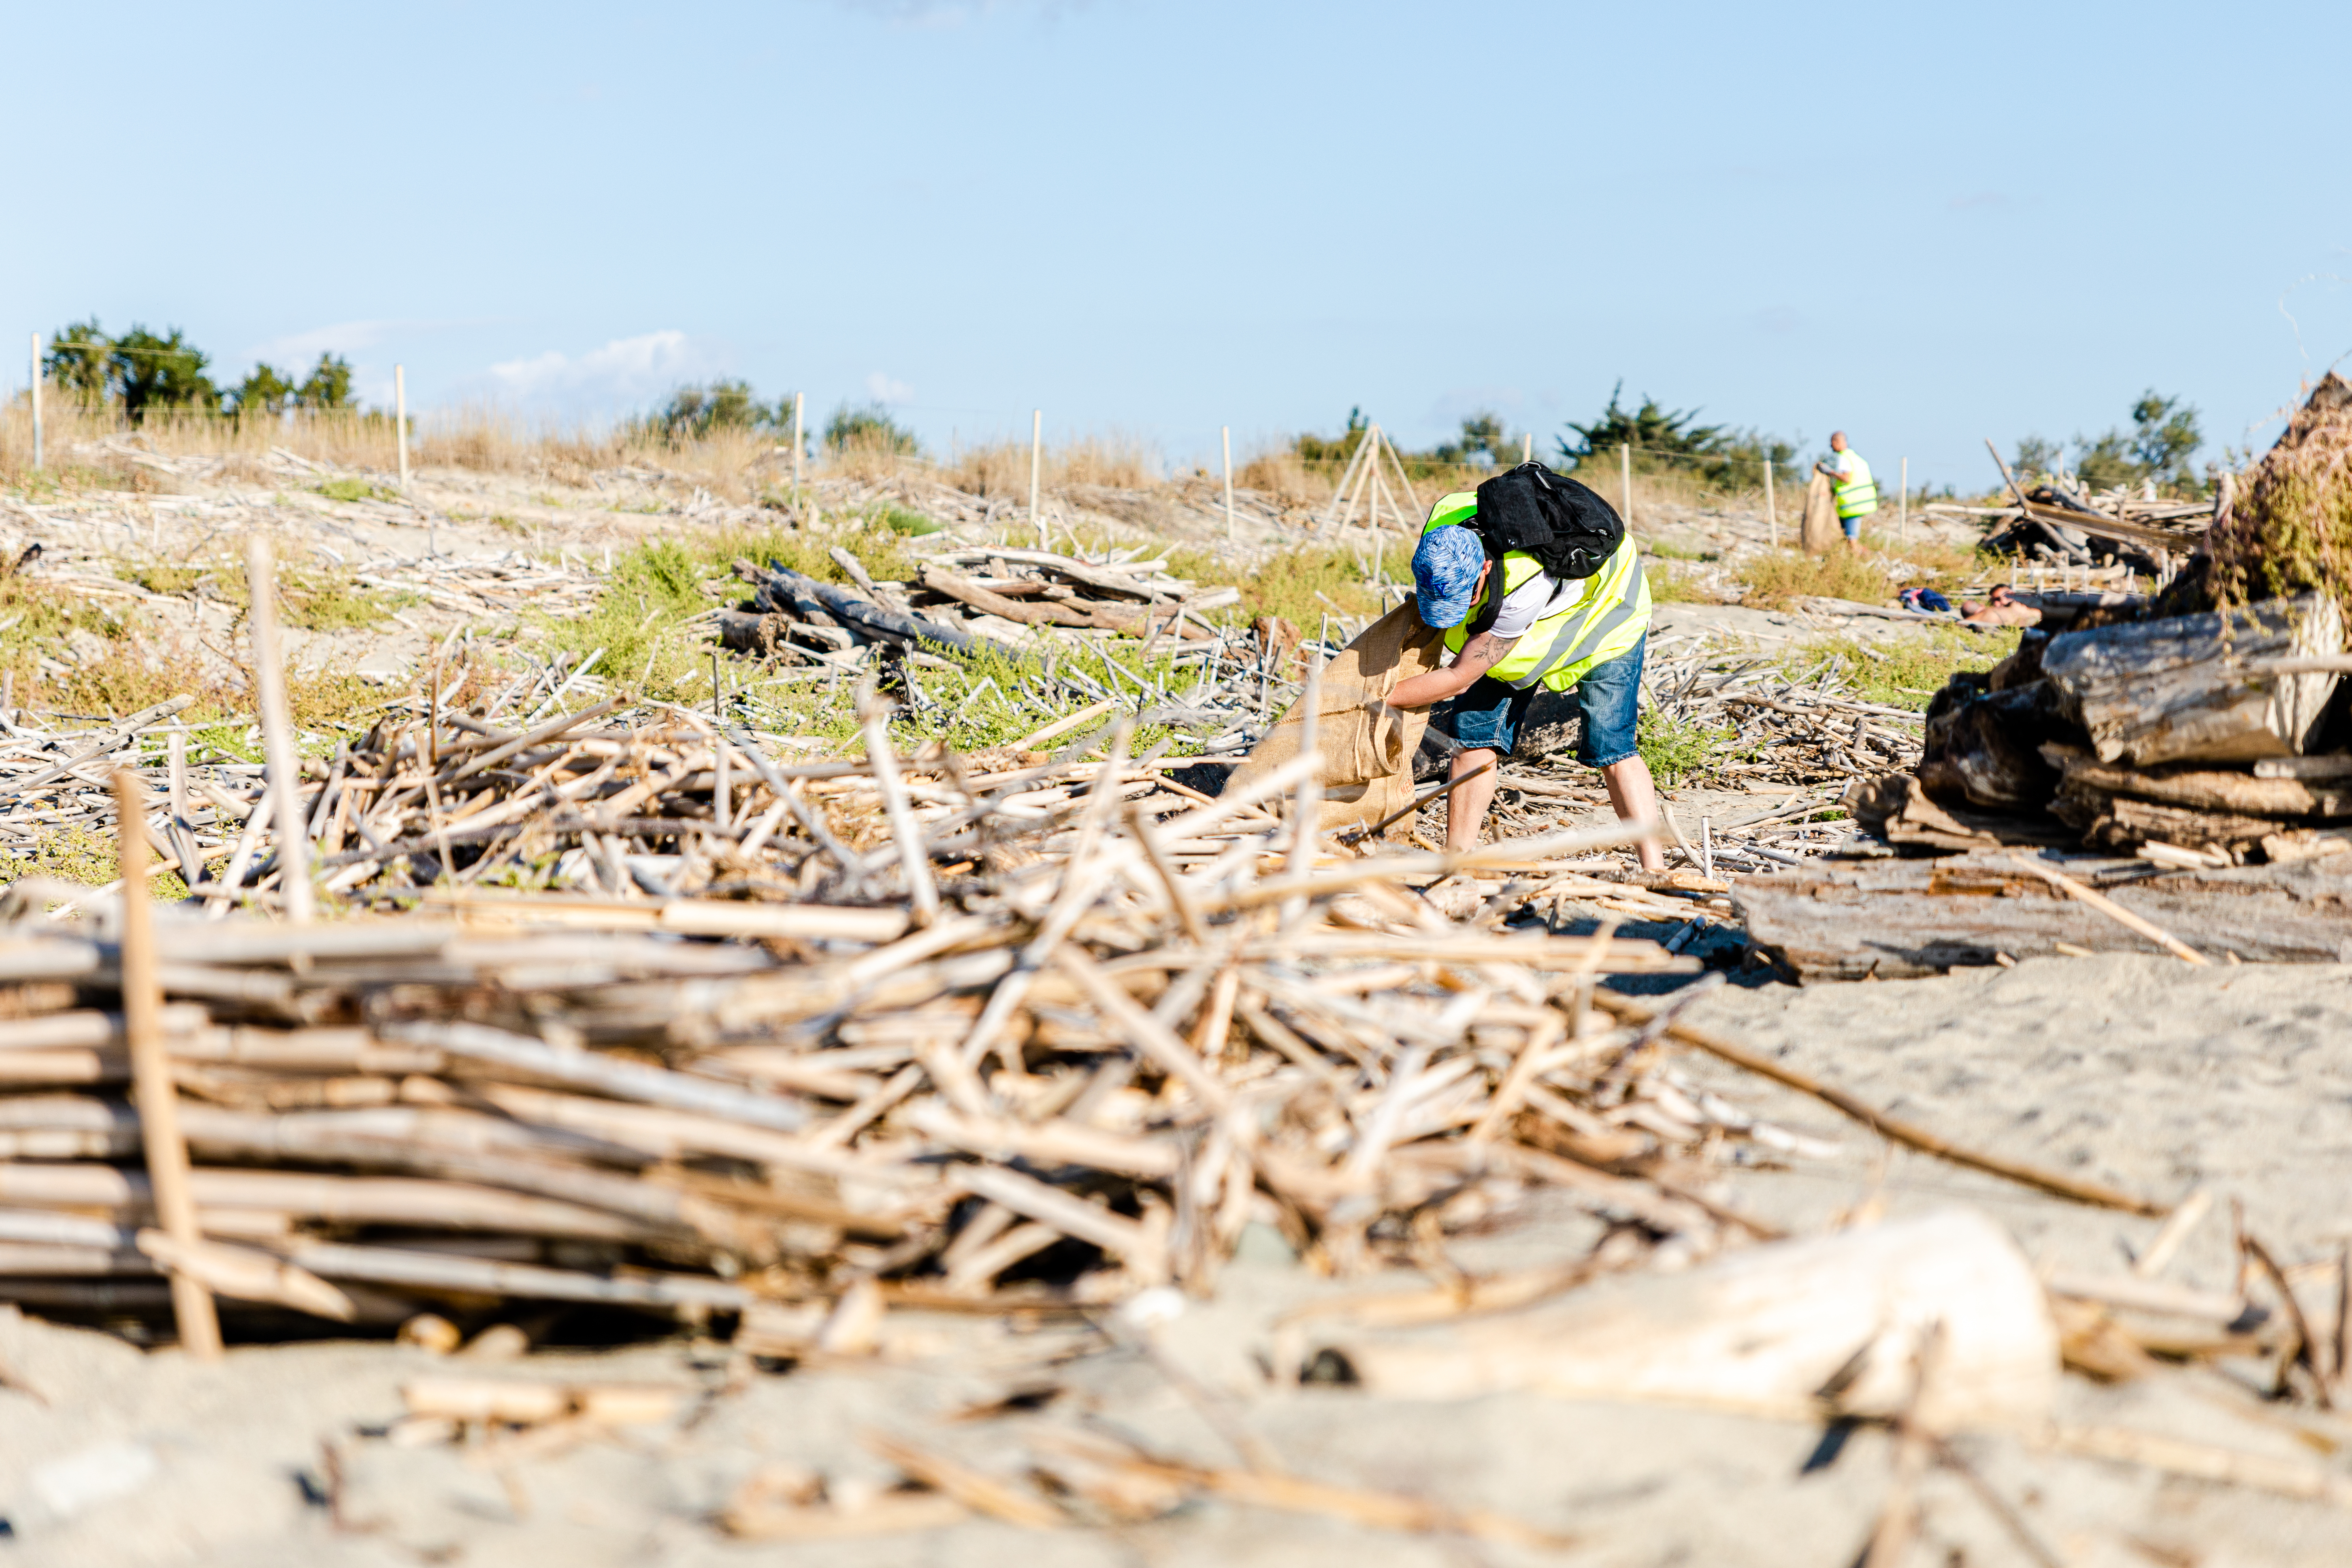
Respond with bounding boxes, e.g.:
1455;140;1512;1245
10;1;2351;486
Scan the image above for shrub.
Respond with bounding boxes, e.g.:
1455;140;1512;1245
1733;550;1892;611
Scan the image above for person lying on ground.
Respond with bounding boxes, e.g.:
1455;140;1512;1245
1381;478;1665;869
1960;584;2041;626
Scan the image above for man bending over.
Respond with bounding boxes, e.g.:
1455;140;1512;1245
1383;470;1664;869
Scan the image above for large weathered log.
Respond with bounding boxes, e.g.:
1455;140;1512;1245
2052;755;2352;818
2040;594;2342;766
1922;680;2066;810
2050;784;2288;856
1734;851;2352;979
1845;773;2075;855
1305;1209;2058;1432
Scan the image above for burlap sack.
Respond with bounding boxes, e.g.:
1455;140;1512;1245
1800;471;1843;555
1226;599;1445;836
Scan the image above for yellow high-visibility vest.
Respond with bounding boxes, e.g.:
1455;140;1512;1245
1421;495;1651;693
1833;450;1879;519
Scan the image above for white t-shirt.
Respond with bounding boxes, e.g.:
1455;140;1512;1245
1487;570;1578;639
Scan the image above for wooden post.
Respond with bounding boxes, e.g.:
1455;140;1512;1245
165;728;195;885
713;652;732;833
1621;442;1634;528
1029;408;1044;548
1222;425;1236;541
113;770;223;1359
1521;431;1532;464
792;391;805;495
1899;456;1909;543
1764;458;1777;548
28;334;41;473
245;536;316;924
394;364;410;492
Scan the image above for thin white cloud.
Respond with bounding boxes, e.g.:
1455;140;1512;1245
865;371;915;403
243;317;491;370
471;330;730;416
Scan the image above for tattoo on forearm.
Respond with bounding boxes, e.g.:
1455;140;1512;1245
1462;633;1518;669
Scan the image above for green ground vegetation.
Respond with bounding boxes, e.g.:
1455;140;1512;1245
317;477;398;505
534;517;929;702
1784;626;2021;711
1636;709;1757;787
114;557;417;631
1732;549;1895;611
0;824;192;900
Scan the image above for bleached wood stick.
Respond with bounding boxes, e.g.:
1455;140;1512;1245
958;1163;1169;1285
861;698;939;926
113;770;221;1359
244;536;314;923
380;1019;811;1133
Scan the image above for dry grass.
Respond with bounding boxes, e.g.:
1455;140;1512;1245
1733;549;1895;610
941;432;1159;496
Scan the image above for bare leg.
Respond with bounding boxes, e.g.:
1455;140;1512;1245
1601;754;1666;871
1444;747;1500;852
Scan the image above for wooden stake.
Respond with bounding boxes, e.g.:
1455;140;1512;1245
1764;458;1777;548
112;769;222;1359
1621;441;1634;528
28;333;42;473
394;364;410;492
245;535;315;924
1281;656;1324;933
792;391;805;495
1029;408;1044;548
1222;425;1236;541
861;692;939;927
1521;431;1532;464
1899;456;1909;543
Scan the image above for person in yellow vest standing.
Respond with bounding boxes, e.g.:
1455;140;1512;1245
1816;431;1878;550
1384;464;1664;869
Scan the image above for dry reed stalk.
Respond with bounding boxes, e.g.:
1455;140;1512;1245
111;768;222;1358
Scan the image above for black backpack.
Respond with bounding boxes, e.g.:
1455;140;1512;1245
1459;462;1625;635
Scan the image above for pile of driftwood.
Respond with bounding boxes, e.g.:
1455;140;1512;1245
0;712;1737;1344
719;546;1241;669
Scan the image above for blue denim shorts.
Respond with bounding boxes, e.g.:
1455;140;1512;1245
1427;635;1645;767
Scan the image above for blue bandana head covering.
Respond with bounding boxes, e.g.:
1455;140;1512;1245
1412;524;1486;629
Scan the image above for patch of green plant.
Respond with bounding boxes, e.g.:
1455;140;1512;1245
282;570;417;632
318;477;396;505
0;576;127;659
1646;563;1720;605
1227;545;1385;627
184;722;262;764
0;824;189;899
1637;709;1758;788
122;563;207;595
1645;540;1715;562
150;559;413;631
486;513;529;536
877;505;944;537
286;669;390;734
1786;627;2020;712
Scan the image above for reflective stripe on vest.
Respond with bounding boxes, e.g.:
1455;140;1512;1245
1833;451;1879;518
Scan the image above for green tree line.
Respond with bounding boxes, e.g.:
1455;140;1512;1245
44;319;356;424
